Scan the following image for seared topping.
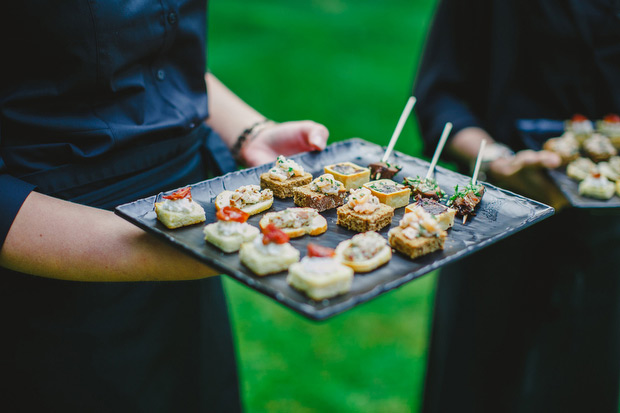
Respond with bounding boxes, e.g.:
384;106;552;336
403;176;446;200
414;197;450;216
447;182;485;217
367;179;406;194
330;162;365;175
369;161;402;180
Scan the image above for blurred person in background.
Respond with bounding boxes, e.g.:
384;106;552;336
414;1;620;412
0;1;327;411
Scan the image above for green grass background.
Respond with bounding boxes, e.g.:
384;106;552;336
208;1;439;411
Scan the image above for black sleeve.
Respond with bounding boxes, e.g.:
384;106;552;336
413;0;493;157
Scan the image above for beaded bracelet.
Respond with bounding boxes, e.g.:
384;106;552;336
231;119;274;163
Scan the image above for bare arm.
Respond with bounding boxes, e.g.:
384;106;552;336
205;72;328;167
0;191;218;281
0;74;329;282
205;72;266;147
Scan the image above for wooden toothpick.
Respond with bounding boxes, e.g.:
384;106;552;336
425;122;453;180
381;96;417;163
462;139;487;224
471;139;487;186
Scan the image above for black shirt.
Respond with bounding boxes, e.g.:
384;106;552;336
414;0;620;154
1;0;213;244
0;1;240;411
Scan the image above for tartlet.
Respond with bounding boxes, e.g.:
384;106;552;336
363;179;411;208
324;161;370;190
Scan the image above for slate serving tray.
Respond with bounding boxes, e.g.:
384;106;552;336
547;168;620;209
517;119;620;209
115;138;554;320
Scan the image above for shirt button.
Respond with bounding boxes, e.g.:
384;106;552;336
167;12;177;25
156;69;166;81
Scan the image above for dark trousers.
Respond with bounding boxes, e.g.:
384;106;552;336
0;125;242;412
422;208;620;413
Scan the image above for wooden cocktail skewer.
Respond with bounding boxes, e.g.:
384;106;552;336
425;122;453;180
462;139;487;224
374;96;417;180
471;139;486;187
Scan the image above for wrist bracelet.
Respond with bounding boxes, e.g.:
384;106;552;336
231;119;274;163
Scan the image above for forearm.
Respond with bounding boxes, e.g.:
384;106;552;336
447;126;496;163
0;192;218;281
205;72;266;148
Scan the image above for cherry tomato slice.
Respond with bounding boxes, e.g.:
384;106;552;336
571;113;588;122
603;113;620;123
307;243;335;258
216;206;249;223
163;186;192;200
262;223;289;245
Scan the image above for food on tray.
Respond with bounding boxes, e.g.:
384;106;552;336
260;155;313;198
368;161;402;180
203;206;259;253
293;173;348;211
336;187;394;232
215;184;273;216
363;179;411;208
287;244;354;301
335;231;392;273
566;157;596;181
578;169;615;200
239;223;300;276
564;113;594;143
582;133;617;163
598;159;620;182
447;181;485;220
542;133;581;165
388;208;447;259
405;197;456;231
155;187;206;229
324;161;370;190
402;176;446;201
259;207;327;238
596;114;620;149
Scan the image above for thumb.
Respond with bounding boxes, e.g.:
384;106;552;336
306;123;329;151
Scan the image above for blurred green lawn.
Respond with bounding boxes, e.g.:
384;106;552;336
208;1;438;411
